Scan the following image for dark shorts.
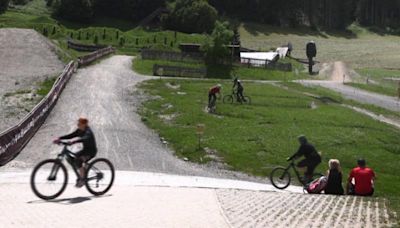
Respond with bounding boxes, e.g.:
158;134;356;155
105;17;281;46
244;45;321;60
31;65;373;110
75;150;95;168
348;184;374;196
297;158;321;175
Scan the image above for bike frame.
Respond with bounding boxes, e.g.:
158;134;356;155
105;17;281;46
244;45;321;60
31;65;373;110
48;145;102;184
284;161;307;186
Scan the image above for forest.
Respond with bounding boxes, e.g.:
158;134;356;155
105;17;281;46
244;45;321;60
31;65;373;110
1;0;400;32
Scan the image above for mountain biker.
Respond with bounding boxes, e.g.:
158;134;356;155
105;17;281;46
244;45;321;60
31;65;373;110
208;84;222;108
287;135;321;183
233;78;246;102
53;117;97;188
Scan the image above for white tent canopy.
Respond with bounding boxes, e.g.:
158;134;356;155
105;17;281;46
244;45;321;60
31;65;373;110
240;52;279;66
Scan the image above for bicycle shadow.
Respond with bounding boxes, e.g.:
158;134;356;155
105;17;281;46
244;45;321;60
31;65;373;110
27;194;112;205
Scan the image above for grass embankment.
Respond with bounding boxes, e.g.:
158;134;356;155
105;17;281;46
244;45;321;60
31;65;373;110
343;68;400;97
133;58;309;80
0;0;206;59
139;79;400;198
239;22;400;69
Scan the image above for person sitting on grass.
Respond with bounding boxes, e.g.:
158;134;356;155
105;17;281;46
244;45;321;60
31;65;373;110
233;78;246;102
346;158;376;196
208;84;222;108
325;159;344;195
287;135;322;184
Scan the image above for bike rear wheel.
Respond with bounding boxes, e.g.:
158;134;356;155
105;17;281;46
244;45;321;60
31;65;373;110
30;159;68;200
243;96;251;105
85;158;115;196
270;167;291;189
223;95;234;104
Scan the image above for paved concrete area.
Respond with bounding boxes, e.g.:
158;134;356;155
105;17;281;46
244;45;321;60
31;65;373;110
0;170;395;228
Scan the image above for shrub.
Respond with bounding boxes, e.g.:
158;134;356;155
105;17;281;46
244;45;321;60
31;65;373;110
0;0;10;14
94;35;98;44
55;0;94;22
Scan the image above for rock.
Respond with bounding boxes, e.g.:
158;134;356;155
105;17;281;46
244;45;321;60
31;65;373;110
183;157;189;161
177;92;187;95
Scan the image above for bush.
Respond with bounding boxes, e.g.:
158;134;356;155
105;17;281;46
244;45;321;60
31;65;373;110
203;21;234;65
94;35;98;44
165;0;217;34
0;0;10;14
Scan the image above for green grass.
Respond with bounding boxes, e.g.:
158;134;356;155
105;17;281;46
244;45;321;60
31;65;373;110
0;0;207;57
282;82;400;119
139;79;400;198
239;22;400;69
344;68;400;97
133;58;309;80
36;77;57;96
346;82;397;97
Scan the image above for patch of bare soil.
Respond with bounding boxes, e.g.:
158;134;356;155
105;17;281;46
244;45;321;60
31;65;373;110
0;29;64;132
319;61;361;83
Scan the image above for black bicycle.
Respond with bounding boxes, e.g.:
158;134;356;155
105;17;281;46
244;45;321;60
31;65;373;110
223;90;251;104
270;159;323;190
30;142;115;200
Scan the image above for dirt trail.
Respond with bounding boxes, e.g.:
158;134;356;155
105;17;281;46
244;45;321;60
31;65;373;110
0;29;64;132
4;55;261;182
330;61;351;82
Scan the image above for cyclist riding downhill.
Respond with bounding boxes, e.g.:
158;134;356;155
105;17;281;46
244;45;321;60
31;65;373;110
287;135;321;184
53;117;97;188
208;84;222;113
233;78;246;103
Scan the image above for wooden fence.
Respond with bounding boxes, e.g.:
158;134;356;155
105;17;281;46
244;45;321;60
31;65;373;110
68;40;107;52
153;64;207;78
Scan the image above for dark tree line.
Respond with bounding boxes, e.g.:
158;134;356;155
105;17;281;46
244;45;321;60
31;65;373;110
3;0;400;32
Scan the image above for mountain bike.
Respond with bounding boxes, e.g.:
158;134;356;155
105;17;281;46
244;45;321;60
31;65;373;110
223;90;251;104
269;159;323;190
30;142;115;200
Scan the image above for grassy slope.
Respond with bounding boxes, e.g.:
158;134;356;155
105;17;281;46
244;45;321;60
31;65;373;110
239;22;400;70
139;79;400;198
344;68;400;97
0;0;206;57
133;58;309;80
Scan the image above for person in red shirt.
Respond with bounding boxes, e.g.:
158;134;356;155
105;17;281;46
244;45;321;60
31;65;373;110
208;84;222;108
346;159;376;196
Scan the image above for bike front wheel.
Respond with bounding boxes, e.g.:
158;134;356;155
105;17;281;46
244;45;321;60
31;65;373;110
30;159;68;200
270;167;291;190
223;95;234;104
85;158;115;196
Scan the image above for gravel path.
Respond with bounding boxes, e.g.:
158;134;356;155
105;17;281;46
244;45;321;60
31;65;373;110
0;29;64;132
298;80;400;112
5;55;258;181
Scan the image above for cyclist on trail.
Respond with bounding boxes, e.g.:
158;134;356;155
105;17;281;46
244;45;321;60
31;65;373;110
287;135;321;183
233;78;246;102
53;117;97;188
208;84;222;108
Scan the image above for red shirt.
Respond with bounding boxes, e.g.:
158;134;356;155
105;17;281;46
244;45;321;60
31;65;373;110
209;87;221;95
349;167;375;195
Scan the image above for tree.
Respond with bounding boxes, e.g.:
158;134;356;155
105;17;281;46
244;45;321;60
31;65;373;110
54;0;94;22
203;21;234;65
0;0;10;14
95;0;165;21
165;0;218;33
